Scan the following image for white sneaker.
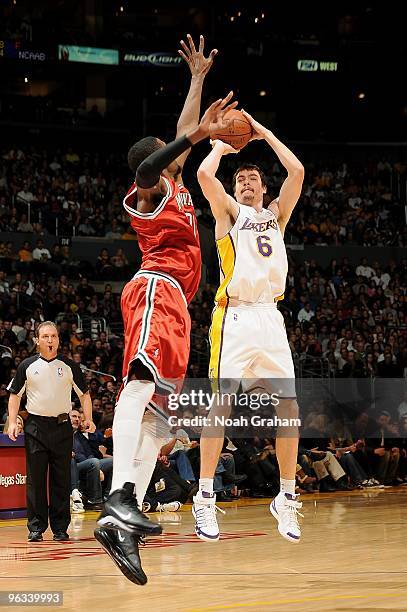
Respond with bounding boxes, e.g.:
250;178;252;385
368;478;384;488
157;501;182;512
192;491;225;542
71;489;85;514
270;492;303;543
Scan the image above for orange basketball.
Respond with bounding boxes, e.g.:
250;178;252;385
209;109;253;150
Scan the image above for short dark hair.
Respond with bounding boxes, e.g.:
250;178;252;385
127;137;161;175
232;164;267;192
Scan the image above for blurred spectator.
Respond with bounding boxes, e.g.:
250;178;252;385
32;239;51;263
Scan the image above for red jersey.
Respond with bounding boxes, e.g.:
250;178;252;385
123;176;201;304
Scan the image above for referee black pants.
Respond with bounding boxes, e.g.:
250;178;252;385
24;414;73;534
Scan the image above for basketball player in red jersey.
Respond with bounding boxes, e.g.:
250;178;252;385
94;34;237;584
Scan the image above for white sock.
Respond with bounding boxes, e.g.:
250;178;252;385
133;413;169;508
199;478;214;495
280;478;296;496
110;379;155;492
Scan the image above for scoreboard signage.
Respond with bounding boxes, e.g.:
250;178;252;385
58;45;119;65
297;59;338;72
0;40;47;61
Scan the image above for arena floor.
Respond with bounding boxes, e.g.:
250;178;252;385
1;490;407;612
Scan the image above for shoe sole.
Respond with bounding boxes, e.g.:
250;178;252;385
94;528;147;585
97;514;162;536
191;505;220;542
270;500;301;544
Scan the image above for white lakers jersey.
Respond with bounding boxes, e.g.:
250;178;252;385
215;203;287;305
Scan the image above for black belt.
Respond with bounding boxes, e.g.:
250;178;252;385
28;412;70;424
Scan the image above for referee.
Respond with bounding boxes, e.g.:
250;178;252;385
7;321;95;542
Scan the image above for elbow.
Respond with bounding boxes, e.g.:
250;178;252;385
293;164;305;179
197;167;212;185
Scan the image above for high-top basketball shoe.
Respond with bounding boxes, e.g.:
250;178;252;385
270;492;303;543
97;482;162;535
94;527;147;585
192;491;225;542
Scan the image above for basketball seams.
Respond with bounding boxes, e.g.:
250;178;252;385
209;109;252;150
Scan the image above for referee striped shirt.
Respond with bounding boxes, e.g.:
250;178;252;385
7;354;87;417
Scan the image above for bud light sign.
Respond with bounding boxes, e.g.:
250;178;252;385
123;51;182;67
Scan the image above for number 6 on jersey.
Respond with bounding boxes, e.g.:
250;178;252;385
256;235;273;257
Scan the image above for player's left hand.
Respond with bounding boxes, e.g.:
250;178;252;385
241;109;268;141
82;419;96;433
179;34;218;77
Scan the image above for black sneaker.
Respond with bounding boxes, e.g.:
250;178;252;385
28;531;43;542
97;482;162;535
53;531;69;541
94;527;147;585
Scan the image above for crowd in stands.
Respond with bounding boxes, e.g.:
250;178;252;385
1;145;405;247
1;249;406;504
0;137;406;506
1;252;405;393
0;238;133;281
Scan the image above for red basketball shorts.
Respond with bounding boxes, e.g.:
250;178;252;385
120;270;191;418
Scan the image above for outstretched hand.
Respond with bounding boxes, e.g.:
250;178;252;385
199;91;238;136
179;34;217;77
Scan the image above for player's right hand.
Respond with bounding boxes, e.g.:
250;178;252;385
210;139;239;155
7;423;19;441
241;109;268;140
199;91;238;136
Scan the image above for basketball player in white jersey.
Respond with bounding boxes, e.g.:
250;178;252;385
192;110;304;543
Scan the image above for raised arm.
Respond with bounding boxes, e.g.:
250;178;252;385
242;110;304;234
175;34;217;173
197;140;239;237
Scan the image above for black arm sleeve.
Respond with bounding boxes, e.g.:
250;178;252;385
136;135;192;189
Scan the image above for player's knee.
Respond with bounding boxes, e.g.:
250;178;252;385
116;378;155;415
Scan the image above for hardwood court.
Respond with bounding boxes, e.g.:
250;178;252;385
1;489;406;612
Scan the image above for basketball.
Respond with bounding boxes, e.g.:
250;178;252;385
209;109;253;150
